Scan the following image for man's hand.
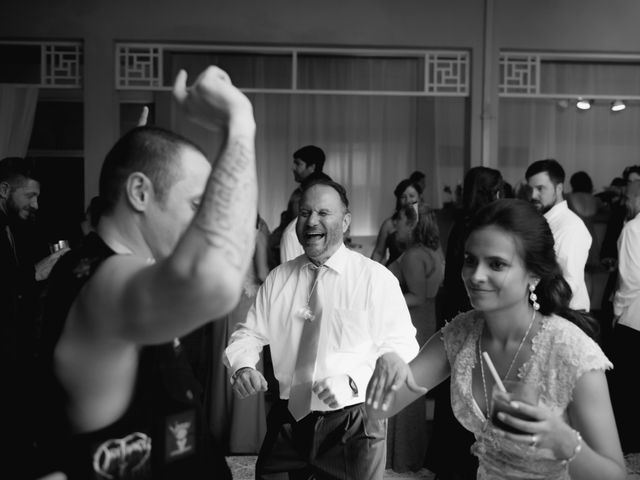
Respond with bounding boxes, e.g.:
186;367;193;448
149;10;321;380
172;67;255;132
231;367;268;399
313;374;355;409
35;248;70;281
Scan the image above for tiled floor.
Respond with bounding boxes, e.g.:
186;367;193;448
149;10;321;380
226;456;435;479
227;453;640;479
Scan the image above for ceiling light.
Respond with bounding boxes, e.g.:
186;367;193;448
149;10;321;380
576;98;592;110
611;100;626;112
557;99;569;109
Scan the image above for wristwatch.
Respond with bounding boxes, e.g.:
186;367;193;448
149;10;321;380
348;376;358;396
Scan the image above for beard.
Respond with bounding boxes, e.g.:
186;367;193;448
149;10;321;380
531;194;556;215
7;196;36;223
538;202;553;215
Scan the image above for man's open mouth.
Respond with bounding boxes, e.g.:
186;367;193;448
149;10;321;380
304;232;325;242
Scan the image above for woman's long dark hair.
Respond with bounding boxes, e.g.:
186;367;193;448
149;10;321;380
398;204;440;250
462;166;504;218
466;198;599;339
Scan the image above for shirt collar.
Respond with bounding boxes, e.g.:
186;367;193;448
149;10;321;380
303;243;348;275
543;199;568;220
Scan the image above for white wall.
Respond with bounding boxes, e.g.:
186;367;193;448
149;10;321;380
2;0;640;203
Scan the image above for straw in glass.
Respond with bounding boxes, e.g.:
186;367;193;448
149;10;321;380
482;351;507;393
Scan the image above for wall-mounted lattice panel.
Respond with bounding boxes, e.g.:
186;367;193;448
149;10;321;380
499;51;640;99
499;53;539;95
116;44;162;89
42;43;82;87
426;52;469;95
0;41;82;88
115;43;469;97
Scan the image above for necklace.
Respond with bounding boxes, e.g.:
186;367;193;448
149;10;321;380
478;309;537;417
297;265;323;321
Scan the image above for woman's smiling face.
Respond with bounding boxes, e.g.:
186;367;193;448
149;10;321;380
461;226;534;313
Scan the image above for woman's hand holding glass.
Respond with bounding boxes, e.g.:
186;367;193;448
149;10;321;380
491;390;583;461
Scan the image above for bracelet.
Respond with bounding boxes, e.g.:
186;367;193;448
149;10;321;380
561;429;583;466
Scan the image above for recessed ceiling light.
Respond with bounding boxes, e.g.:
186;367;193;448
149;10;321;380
611;100;626;112
576;98;592;110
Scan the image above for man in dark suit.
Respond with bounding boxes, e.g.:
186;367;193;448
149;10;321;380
0;156;68;475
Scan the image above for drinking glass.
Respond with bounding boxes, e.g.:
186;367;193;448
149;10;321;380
490;379;539;434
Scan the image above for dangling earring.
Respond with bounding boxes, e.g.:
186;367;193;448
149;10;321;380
529;283;540;311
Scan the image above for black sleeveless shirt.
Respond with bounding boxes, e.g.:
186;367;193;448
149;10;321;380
34;233;231;480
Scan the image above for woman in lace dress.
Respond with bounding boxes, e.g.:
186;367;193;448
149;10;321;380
367;199;626;480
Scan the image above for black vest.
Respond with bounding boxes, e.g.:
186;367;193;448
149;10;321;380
34;233;230;480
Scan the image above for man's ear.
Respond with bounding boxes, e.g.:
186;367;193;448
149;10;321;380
342;211;352;233
125;172;153;212
556;182;564;198
0;181;10;200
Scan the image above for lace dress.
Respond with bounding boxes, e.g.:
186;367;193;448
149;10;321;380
442;311;612;480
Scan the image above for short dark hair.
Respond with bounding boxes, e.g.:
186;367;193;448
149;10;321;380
98;126;206;215
525;159;565;185
622;165;640;182
467;198;598;339
0;156;38;186
301;178;349;211
569;171;593;193
409;171;426;183
293;145;326;172
611;177;626;188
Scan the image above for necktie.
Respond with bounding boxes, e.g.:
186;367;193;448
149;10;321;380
288;264;324;421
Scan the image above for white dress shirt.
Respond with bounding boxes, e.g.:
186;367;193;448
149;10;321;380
613;212;640;331
225;243;419;411
544;200;592;311
279;219;304;264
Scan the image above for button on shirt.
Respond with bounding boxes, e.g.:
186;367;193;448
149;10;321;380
225;243;419;412
613;212;640;331
544;200;592;311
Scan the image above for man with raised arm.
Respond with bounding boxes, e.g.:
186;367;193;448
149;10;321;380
33;66;257;480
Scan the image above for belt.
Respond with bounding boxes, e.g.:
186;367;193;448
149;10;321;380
277;399;363;417
309;403;363;416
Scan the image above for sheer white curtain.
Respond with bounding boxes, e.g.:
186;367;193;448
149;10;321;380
159;56;466;236
498;63;640;190
0;86;39;158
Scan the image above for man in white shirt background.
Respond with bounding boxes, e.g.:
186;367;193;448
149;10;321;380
225;179;419;479
610;179;640;455
280;145;332;264
526;158;592;312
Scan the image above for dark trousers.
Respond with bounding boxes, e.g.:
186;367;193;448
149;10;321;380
256;400;386;480
608;324;640;454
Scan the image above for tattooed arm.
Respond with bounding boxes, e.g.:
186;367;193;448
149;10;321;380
73;67;257;345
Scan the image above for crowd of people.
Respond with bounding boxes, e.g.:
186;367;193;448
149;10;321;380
2;65;639;480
